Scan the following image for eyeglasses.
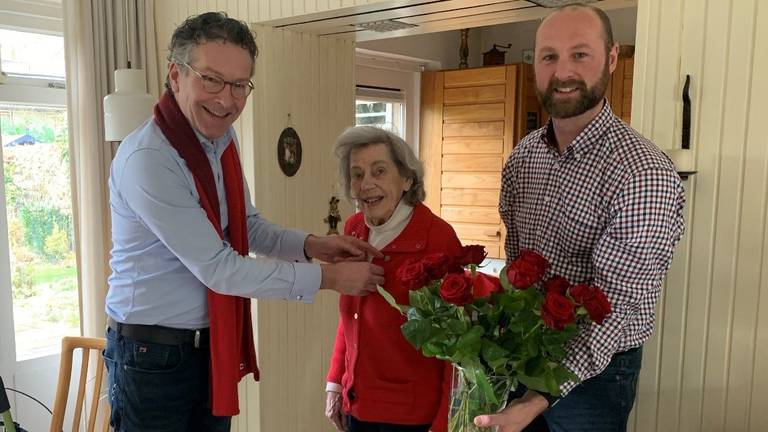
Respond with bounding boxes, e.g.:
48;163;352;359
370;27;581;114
180;62;254;99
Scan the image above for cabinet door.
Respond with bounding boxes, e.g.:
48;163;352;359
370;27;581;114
421;65;534;259
606;56;634;124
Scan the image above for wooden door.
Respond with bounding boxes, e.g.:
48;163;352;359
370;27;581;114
421;65;542;259
606;56;634;124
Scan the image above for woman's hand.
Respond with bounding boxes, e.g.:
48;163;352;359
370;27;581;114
325;391;347;431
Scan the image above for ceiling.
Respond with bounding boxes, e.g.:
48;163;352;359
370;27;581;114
261;0;637;42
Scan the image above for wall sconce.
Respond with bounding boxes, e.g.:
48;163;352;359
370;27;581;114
102;1;154;142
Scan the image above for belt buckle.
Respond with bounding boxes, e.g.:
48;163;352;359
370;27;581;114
194;329;201;348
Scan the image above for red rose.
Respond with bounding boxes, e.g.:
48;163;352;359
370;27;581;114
569;284;591;304
569;284;612;324
472;272;502;298
439;273;474;306
518;250;549;273
458;245;487;266
541;291;576;330
421;253;462;280
505;250;549;289
543;276;570;296
396;258;429;290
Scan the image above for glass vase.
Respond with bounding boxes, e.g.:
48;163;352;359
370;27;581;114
448;366;514;432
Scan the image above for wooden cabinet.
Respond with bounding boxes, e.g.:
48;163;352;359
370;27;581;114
606;56;634;124
420;64;543;259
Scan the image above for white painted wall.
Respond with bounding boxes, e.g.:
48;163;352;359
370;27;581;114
0;0;62;34
357;28;484;70
629;0;768;430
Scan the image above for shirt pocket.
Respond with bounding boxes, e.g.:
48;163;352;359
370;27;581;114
556;193;602;259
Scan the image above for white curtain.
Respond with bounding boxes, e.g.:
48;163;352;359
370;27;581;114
63;0;158;338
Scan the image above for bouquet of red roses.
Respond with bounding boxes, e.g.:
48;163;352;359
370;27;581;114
378;246;611;432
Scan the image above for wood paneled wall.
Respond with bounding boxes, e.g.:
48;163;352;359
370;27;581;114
156;0;384;26
630;0;768;431
250;25;355;432
154;3;356;432
253;0;382;23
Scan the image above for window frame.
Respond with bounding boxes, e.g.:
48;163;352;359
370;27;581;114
0;27;69;367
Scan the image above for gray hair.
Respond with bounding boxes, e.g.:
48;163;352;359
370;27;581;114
165;12;258;90
334;126;425;206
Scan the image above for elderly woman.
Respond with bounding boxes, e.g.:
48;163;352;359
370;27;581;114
325;126;462;432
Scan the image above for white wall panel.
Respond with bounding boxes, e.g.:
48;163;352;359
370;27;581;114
632;0;768;431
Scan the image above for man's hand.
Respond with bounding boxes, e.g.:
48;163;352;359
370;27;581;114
325;391;347;431
305;234;383;263
473;390;549;432
320;262;385;296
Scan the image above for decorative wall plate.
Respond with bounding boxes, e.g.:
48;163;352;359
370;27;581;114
277;127;302;177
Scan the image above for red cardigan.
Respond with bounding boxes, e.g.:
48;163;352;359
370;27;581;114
326;203;462;431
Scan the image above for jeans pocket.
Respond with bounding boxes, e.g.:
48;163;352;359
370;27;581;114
122;339;185;374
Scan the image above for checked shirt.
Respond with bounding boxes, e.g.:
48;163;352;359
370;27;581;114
499;101;686;396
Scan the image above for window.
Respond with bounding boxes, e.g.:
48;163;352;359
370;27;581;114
0;29;67;78
0;29;77;361
355;86;405;138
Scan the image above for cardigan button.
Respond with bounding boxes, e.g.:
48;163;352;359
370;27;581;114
353;313;358;320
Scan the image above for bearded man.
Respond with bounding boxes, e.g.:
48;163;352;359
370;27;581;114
475;4;686;432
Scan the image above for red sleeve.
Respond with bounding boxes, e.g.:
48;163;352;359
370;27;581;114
430;361;453;432
326;317;346;384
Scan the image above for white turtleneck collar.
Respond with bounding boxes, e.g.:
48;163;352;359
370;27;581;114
365;199;414;250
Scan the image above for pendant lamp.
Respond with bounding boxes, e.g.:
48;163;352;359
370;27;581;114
103;66;154;141
103;1;154;142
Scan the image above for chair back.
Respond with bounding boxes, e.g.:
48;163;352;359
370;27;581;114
49;336;110;432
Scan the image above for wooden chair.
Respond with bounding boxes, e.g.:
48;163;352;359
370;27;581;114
50;336;110;432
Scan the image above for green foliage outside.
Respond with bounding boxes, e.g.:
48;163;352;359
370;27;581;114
2;106;79;352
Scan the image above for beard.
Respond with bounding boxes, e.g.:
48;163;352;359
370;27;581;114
536;60;610;119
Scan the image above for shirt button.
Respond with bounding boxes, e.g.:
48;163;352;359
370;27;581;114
354;313;358;320
544;196;551;203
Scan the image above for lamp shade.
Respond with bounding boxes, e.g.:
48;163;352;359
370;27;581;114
103;68;155;141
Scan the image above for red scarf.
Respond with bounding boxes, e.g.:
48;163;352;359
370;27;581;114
154;90;258;416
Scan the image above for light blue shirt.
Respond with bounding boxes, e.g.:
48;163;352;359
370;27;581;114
106;119;321;329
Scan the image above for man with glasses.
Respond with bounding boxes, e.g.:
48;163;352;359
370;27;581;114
104;12;385;431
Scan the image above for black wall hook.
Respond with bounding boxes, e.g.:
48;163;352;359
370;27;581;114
682;74;691;150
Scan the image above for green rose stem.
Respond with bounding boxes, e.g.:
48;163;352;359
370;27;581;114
524;321;541;339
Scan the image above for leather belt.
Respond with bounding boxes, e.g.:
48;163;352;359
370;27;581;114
107;316;209;348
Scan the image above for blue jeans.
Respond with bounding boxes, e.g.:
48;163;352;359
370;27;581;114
348;416;431;432
103;327;230;432
513;347;643;432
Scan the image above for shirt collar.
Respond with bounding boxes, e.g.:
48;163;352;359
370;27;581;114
538;99;614;160
193;128;233;154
